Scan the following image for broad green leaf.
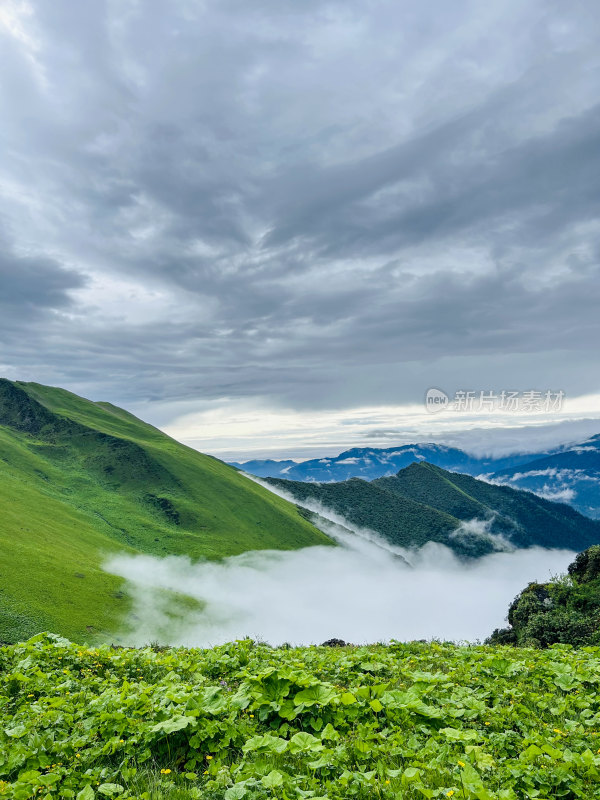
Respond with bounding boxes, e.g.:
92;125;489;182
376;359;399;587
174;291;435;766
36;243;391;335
261;770;284;789
465;746;496;770
98;785;124;797
441;727;479;742
402;767;422;783
288;731;324;754
520;744;543;762
17;771;41;784
308;754;334;769
321;723;340;741
224;785;248;800
5;724;27;738
294;684;337;706
242;734;288;754
554;674;580;691
150;715;195;734
38;774;61;787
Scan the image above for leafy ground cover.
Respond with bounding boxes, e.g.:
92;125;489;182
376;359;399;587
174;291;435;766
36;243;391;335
2;635;600;799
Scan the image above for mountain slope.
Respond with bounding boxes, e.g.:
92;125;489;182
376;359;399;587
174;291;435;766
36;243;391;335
376;463;600;550
268;462;600;557
0;379;332;643
268;474;461;550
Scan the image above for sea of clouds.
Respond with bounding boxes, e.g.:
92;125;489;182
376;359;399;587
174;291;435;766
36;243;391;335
105;486;574;647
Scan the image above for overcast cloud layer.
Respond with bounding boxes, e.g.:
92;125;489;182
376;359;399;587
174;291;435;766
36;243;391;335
1;1;599;454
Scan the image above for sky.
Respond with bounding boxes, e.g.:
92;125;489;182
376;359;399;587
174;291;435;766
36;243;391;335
1;0;599;458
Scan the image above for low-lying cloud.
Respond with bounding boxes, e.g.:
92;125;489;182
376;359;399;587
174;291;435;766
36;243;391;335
449;517;512;552
105;535;574;648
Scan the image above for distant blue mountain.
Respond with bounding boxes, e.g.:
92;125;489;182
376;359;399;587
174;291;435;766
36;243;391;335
229;443;540;482
488;434;600;519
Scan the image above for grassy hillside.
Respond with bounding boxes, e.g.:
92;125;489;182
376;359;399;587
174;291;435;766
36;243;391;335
268;475;461;550
269;462;600;557
2;635;600;799
0;379;331;644
376;462;600;550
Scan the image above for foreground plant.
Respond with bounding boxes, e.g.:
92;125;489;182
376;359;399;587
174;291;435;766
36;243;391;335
1;633;600;799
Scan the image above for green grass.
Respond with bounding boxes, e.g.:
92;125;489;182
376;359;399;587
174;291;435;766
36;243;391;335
2;635;600;799
0;379;332;644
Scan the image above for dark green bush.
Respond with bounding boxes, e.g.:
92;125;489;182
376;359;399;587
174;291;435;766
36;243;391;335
568;545;600;583
488;546;600;648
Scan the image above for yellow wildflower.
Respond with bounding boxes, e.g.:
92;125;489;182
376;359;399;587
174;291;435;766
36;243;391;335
206;755;213;760
457;760;465;768
447;792;455;798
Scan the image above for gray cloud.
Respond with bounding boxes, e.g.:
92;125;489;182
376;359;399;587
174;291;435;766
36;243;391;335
0;247;83;315
0;0;599;433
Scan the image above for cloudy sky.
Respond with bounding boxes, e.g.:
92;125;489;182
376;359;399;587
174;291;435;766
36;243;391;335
1;0;599;458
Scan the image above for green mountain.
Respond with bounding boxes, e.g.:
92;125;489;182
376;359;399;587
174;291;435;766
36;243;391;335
268;461;600;557
0;379;332;644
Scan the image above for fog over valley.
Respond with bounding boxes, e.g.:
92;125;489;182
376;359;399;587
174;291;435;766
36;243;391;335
105;517;575;647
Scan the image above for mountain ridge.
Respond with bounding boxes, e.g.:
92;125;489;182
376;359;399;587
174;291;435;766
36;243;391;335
267;461;600;558
0;378;332;643
233;437;600;519
231;443;552;482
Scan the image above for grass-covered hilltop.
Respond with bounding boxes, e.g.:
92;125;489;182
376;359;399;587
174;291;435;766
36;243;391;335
2;634;600;800
0;379;331;644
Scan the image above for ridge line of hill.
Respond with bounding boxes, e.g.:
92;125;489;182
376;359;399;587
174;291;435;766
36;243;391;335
0;378;332;644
